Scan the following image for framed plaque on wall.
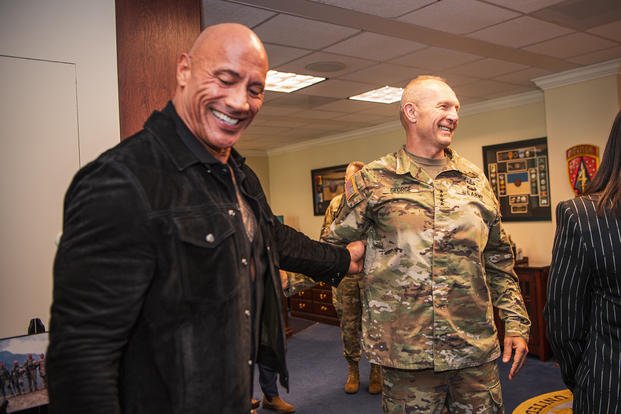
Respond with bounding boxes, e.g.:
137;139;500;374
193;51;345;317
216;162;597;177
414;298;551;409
482;137;552;222
311;164;347;216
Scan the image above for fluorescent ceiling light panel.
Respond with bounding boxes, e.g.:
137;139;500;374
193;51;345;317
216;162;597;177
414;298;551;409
349;86;403;104
265;70;326;93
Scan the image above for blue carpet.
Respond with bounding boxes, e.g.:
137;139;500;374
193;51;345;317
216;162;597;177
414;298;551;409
254;321;567;413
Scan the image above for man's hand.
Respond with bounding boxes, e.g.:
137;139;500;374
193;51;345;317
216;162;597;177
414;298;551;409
503;336;528;380
346;241;365;274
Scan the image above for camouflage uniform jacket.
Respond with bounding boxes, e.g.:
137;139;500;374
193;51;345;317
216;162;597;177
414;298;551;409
323;146;530;372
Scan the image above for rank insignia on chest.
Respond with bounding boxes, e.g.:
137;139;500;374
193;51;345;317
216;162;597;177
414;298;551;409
390;186;411;193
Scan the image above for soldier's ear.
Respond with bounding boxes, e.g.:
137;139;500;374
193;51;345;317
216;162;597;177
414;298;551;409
403;102;417;123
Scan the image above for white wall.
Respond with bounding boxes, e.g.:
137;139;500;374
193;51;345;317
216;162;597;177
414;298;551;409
0;0;119;337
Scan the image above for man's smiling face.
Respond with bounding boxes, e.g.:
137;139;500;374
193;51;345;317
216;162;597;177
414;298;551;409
412;80;460;152
175;27;268;153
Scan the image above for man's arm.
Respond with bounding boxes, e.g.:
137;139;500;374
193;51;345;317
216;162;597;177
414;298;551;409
544;202;590;390
47;161;155;413
484;212;531;379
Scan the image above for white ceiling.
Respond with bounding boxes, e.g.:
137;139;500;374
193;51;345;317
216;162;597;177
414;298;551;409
201;0;621;154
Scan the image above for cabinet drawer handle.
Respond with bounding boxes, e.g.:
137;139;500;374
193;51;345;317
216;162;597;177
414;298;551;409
320;293;327;300
320;305;328;311
299;303;306;309
298;291;305;297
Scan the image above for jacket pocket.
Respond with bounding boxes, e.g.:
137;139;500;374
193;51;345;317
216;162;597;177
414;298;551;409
173;212;239;302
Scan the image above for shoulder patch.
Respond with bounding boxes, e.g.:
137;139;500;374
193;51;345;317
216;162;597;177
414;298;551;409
344;172;366;208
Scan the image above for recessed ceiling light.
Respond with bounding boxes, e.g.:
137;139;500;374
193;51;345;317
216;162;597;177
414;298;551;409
265;70;326;93
349;86;403;104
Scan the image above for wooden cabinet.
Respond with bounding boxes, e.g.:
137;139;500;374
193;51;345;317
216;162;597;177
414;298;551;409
290;281;339;325
495;265;551;361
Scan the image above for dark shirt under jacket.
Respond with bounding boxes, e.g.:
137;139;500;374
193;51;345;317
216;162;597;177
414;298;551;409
47;102;349;414
545;195;621;414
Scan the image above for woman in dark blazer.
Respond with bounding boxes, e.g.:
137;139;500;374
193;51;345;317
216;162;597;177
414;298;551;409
545;110;621;414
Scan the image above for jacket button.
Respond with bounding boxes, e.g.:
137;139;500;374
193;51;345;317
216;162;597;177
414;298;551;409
248;360;253;366
244;309;251;317
241;258;248;266
205;233;215;243
228;209;236;216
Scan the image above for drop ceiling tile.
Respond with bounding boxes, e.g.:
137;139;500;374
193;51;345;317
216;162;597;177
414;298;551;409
324;32;426;61
531;0;621;31
568;46;621;65
397;0;520;35
333;112;392;123
445;58;529;78
453;79;533;99
264;94;337;109
313;99;384;113
275;51;376;78
390;47;483;70
264;43;312;68
481;0;566;13
338;63;421;86
253;14;360;49
468;16;574;48
483;84;538;100
357;102;401;116
256;104;304;116
588;20;621;42
287;109;345;120
492;67;553;86
439;73;481;87
201;0;275;27
252;115;310;128
308;0;436;18
524;32;617;58
296;79;372;98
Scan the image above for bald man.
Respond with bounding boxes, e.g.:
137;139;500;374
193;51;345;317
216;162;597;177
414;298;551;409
47;23;364;414
324;76;530;413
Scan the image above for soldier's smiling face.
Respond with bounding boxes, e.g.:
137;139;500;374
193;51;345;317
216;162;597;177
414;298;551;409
412;80;460;152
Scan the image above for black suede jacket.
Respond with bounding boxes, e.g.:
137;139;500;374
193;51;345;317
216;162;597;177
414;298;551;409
47;103;349;414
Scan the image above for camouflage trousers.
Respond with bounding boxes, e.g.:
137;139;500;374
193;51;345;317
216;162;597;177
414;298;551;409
331;274;363;362
381;360;504;414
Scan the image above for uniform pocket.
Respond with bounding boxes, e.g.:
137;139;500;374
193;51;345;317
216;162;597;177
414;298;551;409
488;381;504;412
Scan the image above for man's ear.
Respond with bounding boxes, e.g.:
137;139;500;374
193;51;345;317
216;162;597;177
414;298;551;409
403;102;417;123
176;53;191;87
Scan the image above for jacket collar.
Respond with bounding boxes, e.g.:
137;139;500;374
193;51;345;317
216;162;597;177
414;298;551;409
144;101;247;172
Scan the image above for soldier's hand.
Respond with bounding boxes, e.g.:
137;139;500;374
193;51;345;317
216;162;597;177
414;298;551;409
346;240;365;274
503;336;528;380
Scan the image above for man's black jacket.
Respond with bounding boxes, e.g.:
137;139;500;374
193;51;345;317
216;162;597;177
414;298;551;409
47;103;349;414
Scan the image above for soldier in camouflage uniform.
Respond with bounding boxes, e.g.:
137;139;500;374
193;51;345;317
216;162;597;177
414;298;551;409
320;162;382;395
323;76;530;413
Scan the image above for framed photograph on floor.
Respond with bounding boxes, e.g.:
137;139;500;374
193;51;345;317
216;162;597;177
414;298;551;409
482;137;552;222
311;164;348;216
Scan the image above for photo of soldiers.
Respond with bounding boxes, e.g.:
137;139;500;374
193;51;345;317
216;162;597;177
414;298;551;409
23;355;38;392
37;354;46;389
10;361;23;396
0;362;13;398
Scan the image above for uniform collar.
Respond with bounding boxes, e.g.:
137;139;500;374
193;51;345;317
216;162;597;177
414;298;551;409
395;146;478;180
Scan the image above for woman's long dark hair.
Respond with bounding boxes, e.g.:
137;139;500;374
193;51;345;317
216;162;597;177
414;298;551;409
585;110;621;217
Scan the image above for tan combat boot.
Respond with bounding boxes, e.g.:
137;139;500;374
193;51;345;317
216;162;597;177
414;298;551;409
344;361;360;394
368;363;382;394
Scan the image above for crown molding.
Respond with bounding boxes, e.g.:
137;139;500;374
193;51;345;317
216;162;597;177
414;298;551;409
533;58;621;90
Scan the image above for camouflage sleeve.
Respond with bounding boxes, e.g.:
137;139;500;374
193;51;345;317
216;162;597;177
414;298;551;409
321;171;370;246
484;213;531;341
320;194;344;240
283;271;317;297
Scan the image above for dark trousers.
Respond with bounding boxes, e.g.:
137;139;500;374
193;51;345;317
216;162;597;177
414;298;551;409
258;364;278;398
